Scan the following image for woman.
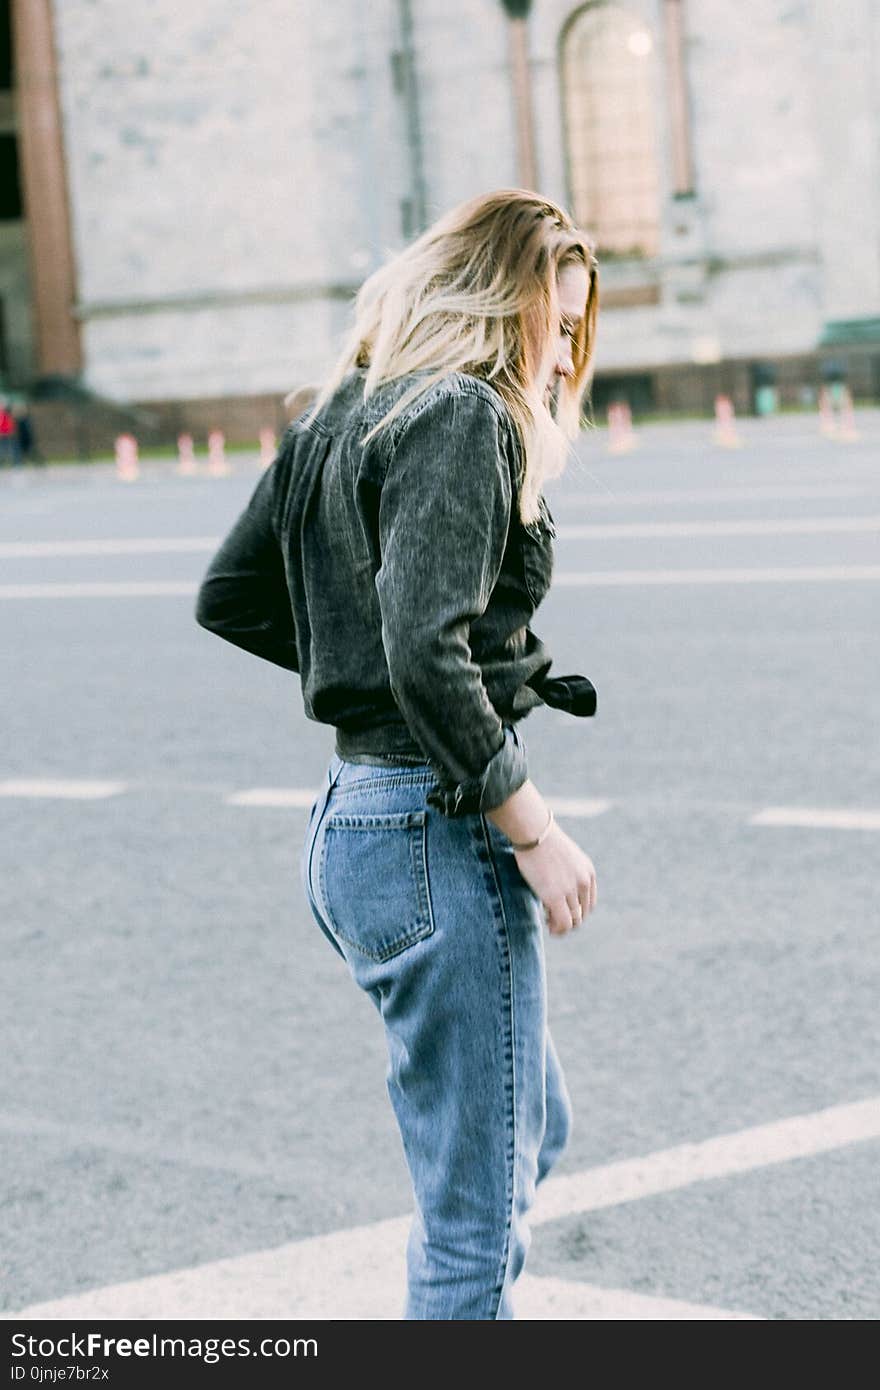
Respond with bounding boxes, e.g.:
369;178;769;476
195;189;600;1319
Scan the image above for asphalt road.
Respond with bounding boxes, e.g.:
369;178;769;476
2;410;878;1320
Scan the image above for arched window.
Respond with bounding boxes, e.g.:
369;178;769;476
561;3;661;258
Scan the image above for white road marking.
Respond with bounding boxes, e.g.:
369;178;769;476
554;565;880;586
3;568;879;601
548;796;611;817
562;484;876;507
2;782;877;835
2;1227;761;1321
0;538;218;558
531;1095;880;1226
5;1096;875;1321
0;778;126;799
1;514;873;558
226;787;319;808
227;788;611;816
750;807;880;831
556;516;880;539
0;581;198;599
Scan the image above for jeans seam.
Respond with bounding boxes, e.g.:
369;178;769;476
303;763;348;960
473;814;517;1320
308;760;344;912
305;790;326;912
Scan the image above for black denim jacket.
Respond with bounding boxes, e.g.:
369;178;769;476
194;369;596;816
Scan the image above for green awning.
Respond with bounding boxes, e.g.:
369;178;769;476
819;317;880;346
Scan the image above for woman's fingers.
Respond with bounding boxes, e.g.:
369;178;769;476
547;892;586;934
541;862;598;936
546;900;572;935
583;862;598;915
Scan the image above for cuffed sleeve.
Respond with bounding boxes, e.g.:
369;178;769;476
425;722;527;815
375;384;527;816
194;439;299;672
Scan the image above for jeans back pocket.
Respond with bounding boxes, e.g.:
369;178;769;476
319;808;435;962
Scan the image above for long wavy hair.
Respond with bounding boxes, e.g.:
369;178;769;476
293;189;598;525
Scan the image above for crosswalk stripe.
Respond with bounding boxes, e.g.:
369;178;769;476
1;1222;762;1321
554;565;880;585
750;807;880;831
225;788;318;808
562;485;875;506
0;582;197;599
548;796;611;817
556;516;880;539
2;782;877;833
0;778;126;799
2;1242;763;1322
2;513;876;558
0;538;218;558
531;1095;880;1226
5;1096;875;1320
3;569;880;601
226;789;612;816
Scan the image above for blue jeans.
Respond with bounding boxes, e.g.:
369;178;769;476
299;742;573;1320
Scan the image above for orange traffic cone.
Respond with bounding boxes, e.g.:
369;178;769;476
115;433;139;481
608;400;636;454
713;394;742;448
818;386;837;437
176;432;197;475
259;427;276;468
838;386;860;442
206;428;230;476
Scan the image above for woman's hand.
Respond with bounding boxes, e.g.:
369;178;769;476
513;820;598;936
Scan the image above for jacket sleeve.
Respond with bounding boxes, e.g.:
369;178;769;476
375;386;528;817
194;438;299;672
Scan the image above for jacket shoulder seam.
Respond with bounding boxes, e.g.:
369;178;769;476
386;373;514;454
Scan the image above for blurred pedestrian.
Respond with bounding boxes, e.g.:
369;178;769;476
12;399;40;465
0;396;18;466
195;189;601;1319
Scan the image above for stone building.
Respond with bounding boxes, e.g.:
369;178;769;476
3;0;879;446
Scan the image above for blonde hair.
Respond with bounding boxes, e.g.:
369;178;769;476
291;189;598;525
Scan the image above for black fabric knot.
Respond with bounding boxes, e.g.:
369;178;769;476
531;673;597;718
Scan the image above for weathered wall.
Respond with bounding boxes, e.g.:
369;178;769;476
48;0;880;403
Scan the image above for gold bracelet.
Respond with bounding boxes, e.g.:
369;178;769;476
510;807;554;851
